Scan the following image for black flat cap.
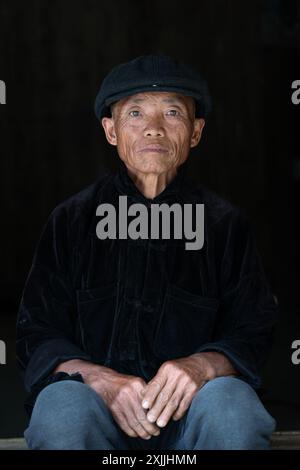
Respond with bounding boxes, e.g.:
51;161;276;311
94;54;211;120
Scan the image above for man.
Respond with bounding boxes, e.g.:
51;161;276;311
17;54;278;450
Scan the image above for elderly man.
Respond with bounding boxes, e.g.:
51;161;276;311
17;55;278;450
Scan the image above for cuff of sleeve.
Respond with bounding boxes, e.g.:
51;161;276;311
24;337;91;392
195;341;261;389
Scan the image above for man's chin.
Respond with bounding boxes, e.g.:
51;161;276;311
130;158;172;174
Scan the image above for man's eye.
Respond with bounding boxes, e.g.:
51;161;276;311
129;110;140;117
166;109;179;116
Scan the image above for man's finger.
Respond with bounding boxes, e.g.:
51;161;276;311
125;393;161;439
115;410;139;438
124;406;152;440
154;392;183;428
141;375;166;411
172;392;195;422
145;381;177;425
134;411;161;437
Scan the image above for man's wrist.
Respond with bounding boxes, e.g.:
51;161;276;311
191;351;238;381
53;359;122;389
54;359;102;383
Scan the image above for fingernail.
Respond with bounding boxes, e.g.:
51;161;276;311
147;413;155;422
154;431;160;436
142;400;149;409
157;419;165;427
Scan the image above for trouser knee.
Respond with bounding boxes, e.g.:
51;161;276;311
185;376;276;449
24;380;109;449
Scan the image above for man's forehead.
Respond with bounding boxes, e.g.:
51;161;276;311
119;92;193;106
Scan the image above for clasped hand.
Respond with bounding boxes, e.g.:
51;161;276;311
141;354;215;430
96;353;216;440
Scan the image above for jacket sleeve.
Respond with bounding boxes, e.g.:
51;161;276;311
196;208;279;389
16;204;91;395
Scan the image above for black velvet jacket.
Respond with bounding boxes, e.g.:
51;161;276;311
16;160;278;415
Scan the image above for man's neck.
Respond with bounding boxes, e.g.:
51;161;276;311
126;167;177;199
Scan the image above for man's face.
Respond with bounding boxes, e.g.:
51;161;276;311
101;91;205;176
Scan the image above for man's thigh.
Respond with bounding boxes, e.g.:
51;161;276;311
24;380;132;449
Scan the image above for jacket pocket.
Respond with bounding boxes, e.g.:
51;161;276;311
76;282;118;361
153;284;219;360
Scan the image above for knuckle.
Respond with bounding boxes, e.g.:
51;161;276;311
120;385;132;396
133;377;144;387
149;379;161;390
162;360;173;370
158;391;169;404
136;414;147;423
170;397;180;408
132;419;143;428
180;398;190;411
188;383;197;394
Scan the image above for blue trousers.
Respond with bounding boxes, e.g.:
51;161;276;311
24;376;276;450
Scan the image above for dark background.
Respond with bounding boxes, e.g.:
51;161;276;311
0;0;300;438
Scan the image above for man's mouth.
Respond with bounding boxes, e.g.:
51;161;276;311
138;145;168;153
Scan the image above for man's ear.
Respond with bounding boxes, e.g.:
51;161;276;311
190;118;205;148
101;117;117;146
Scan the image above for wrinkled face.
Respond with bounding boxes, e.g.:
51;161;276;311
101;92;205;175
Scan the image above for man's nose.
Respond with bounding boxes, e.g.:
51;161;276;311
143;116;165;137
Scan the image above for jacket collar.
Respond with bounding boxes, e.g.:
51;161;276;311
113;158;189;205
